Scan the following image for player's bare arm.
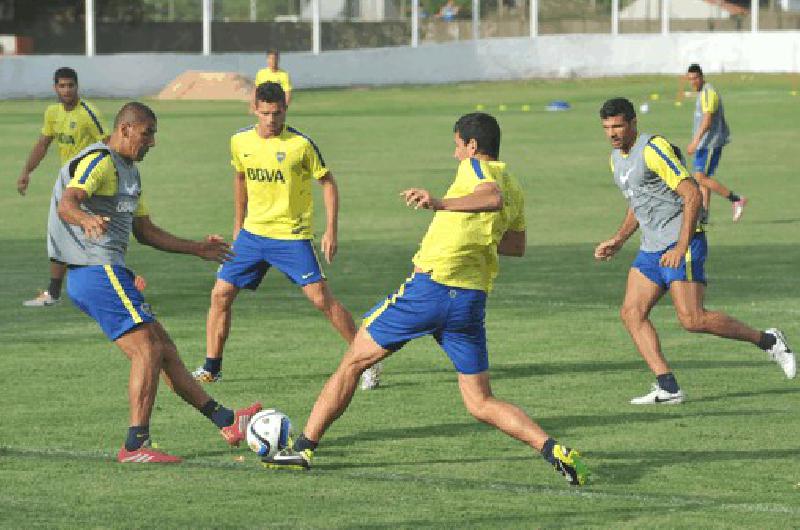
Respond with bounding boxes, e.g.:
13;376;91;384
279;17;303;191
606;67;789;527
17;135;54;195
659;178;702;268
232;170;247;240
318;172;339;264
595;207;639;261
498;229;526;257
132;216;234;264
401;182;502;212
687;112;712;155
57;187;108;239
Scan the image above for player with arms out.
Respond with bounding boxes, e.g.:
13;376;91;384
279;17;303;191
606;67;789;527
263;112;589;487
595;98;794;405
192;82;382;389
685;64;747;223
52;102;261;463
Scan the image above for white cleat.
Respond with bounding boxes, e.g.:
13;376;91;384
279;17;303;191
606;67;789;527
360;361;383;390
23;290;60;307
192;367;222;383
732;197;748;222
765;328;796;379
630;384;685;405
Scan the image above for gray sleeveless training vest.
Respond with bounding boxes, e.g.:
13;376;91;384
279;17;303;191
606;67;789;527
47;142;143;266
611;133;685;252
693;82;730;150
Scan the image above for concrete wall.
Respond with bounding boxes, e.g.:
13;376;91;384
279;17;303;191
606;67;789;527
1;32;798;99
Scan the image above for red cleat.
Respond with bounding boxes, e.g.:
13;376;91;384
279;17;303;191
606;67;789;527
117;443;182;464
220;402;262;447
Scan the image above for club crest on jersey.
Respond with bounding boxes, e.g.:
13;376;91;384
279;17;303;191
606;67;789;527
124;183;140;196
70;121;77;129
276;152;286;163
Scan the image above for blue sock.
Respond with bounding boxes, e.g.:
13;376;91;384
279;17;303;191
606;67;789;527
125;425;150;451
200;399;234;429
657;372;680;393
203;357;222;374
541;437;557;465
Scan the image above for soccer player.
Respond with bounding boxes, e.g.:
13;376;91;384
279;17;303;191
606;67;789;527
262;112;590;487
17;67;107;307
192;82;382;389
52;101;261;463
685;64;747;222
594;98;795;405
254;50;292;106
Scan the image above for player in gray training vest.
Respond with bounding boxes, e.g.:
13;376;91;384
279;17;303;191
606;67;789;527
686;64;747;223
594;98;794;405
53;101;262;463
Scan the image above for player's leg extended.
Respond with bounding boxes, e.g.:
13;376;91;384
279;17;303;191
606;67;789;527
670;281;759;342
301;280;357;343
621;268;669;375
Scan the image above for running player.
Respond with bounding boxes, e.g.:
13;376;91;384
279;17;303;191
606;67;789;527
263;112;589;487
685;64;747;222
594;98;794;405
254;50;293;106
192;82;382;389
52;101;261;463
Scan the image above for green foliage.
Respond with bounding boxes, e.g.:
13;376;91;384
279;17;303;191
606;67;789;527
1;75;798;527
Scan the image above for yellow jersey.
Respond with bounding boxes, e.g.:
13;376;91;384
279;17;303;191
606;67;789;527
231;125;328;240
42;100;106;163
413;158;525;293
254;68;293;93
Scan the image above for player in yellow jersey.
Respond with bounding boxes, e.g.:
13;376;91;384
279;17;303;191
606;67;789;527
192;82;375;387
16;67;109;307
254;50;293;106
263;113;590;487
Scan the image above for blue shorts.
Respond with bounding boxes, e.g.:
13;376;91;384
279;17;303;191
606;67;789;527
67;265;156;341
217;229;325;289
632;232;708;290
693;147;723;176
363;273;488;375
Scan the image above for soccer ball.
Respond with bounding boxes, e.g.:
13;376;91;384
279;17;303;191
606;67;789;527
246;409;292;458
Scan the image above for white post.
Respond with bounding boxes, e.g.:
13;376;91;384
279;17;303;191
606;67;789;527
472;0;480;40
661;0;669;34
85;0;95;56
250;0;257;22
202;0;211;55
611;0;619;35
312;0;321;55
751;0;759;32
530;0;538;37
411;0;419;47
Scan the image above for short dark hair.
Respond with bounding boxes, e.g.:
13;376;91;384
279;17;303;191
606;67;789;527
687;63;703;76
255;82;286;106
453;112;501;159
114;101;157;129
53;67;78;84
267;49;279;57
599;98;636;122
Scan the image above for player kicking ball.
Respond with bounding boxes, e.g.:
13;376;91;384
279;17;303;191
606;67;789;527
262;112;589;486
595;98;794;405
52;102;261;462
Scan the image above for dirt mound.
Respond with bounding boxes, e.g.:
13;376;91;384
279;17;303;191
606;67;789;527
156;71;253;100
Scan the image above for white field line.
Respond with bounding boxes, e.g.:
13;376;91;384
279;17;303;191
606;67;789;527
2;445;798;516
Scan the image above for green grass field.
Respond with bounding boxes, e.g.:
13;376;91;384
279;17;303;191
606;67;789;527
1;75;798;528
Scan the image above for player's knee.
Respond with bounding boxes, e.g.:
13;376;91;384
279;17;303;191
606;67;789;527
464;396;491;422
677;311;706;333
620;304;644;326
308;290;332;312
210;284;236;310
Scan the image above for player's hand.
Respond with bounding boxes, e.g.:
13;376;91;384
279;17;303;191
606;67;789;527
594;237;623;261
321;230;337;264
134;274;147;292
659;247;685;268
686;141;698;156
80;214;109;240
197;234;234;263
17;173;30;196
400;188;442;210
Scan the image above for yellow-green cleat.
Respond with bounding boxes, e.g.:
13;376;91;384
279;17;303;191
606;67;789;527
552;444;589;486
262;447;313;471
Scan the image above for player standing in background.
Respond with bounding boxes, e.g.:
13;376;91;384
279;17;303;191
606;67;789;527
594;98;794;406
254;50;293;106
17;67;107;307
685;64;747;223
53;101;261;463
263;112;589;487
192;82;382;390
